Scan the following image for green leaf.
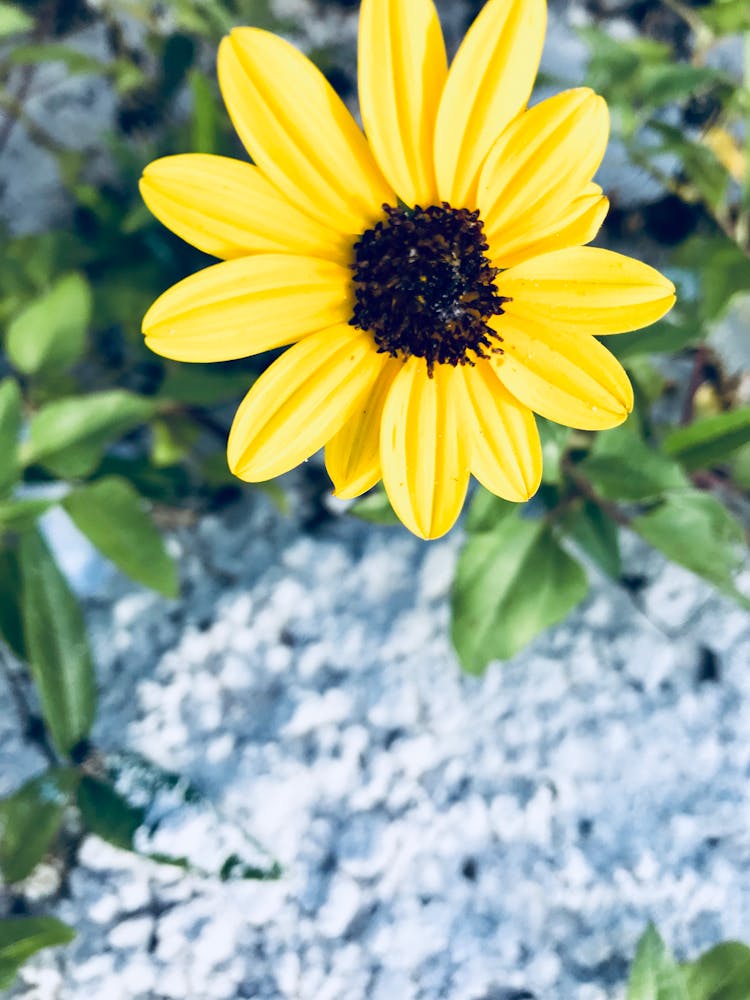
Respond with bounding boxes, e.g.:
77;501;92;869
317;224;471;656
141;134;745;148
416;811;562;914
8;43;105;74
683;941;750;1000
564;500;622;578
452;512;588;673
0;547;26;659
0;2;33;37
77;776;145;852
0;497;54;532
579;423;688;501
0;378;21;496
94;750;282;880
19;528;96;755
24;391;156;478
664;408;750;471
190;69;218;153
63;477;178;597
5;273;91;375
632;490;749;607
349;486;400;525
699;0;750;34
610;317;703;361
465;486;516;534
0;917;75;990
627;924;689;1000
538;419;571;485
0;769;78;883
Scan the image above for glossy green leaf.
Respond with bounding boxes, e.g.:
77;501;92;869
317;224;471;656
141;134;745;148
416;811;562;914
0;498;54;531
627;924;689;1000
579;424;688;501
19;528;96;755
349;487;400;526
94;750;282;880
0;547;26;659
564;500;622;578
538;419;570;485
63;477;178;597
465;487;516;534
0;2;33;37
633;490;749;607
24;391;156;478
0;917;75;990
77;776;145;851
664;408;750;471
699;0;750;34
0;378;21;496
683;941;750;1000
452;513;588;673
610;317;703;361
5;273;91;375
0;769;78;883
190;69;218;153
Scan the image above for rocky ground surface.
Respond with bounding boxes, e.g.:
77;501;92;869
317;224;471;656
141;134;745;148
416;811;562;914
4;480;750;1000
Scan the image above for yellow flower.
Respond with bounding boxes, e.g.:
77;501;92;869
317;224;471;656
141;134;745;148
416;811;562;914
141;0;675;539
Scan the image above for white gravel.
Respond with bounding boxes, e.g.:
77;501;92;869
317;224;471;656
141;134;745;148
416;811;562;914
5;481;750;1000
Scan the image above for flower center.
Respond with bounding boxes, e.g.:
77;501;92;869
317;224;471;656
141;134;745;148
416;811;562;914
349;202;510;375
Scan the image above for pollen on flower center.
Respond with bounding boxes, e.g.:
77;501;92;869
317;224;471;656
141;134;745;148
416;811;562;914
349;202;510;375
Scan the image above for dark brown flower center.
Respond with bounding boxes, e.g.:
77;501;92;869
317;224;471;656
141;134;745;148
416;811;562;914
349;202;509;375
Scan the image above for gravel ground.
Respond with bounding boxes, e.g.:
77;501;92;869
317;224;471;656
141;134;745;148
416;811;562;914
5;481;750;1000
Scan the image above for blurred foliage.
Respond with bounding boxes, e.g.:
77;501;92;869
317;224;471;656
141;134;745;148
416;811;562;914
627;923;750;999
0;0;749;987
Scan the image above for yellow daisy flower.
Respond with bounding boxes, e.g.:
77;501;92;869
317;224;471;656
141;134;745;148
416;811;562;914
140;0;676;540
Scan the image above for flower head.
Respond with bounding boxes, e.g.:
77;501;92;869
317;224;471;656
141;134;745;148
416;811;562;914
140;0;675;539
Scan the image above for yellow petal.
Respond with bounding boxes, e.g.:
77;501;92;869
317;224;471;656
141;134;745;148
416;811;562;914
143;255;351;362
457;362;542;501
228;325;385;481
490;186;609;269
433;0;546;207
140;154;351;262
478;89;608;248
358;0;446;206
218;29;393;236
325;356;402;499
497;247;676;334
380;359;469;539
492;316;633;430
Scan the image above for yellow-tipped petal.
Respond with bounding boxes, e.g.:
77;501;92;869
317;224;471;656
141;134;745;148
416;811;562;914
433;0;546;207
490;186;609;269
358;0;446;207
228;326;385;481
380;359;469;539
457;362;542;501
497;247;676;334
218;29;393;236
143;255;351;362
140;154;351;262
478;89;609;247
325;356;402;499
493;316;634;431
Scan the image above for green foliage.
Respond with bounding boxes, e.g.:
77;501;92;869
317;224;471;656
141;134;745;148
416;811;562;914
0;378;21;496
663;409;750;471
0;917;75;990
452;493;589;673
5;273;91;375
632;491;748;606
627;926;750;1000
24;391;157;478
19;529;96;755
627;924;689;1000
63;477;179;597
579;423;689;501
0;2;33;38
0;769;78;883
